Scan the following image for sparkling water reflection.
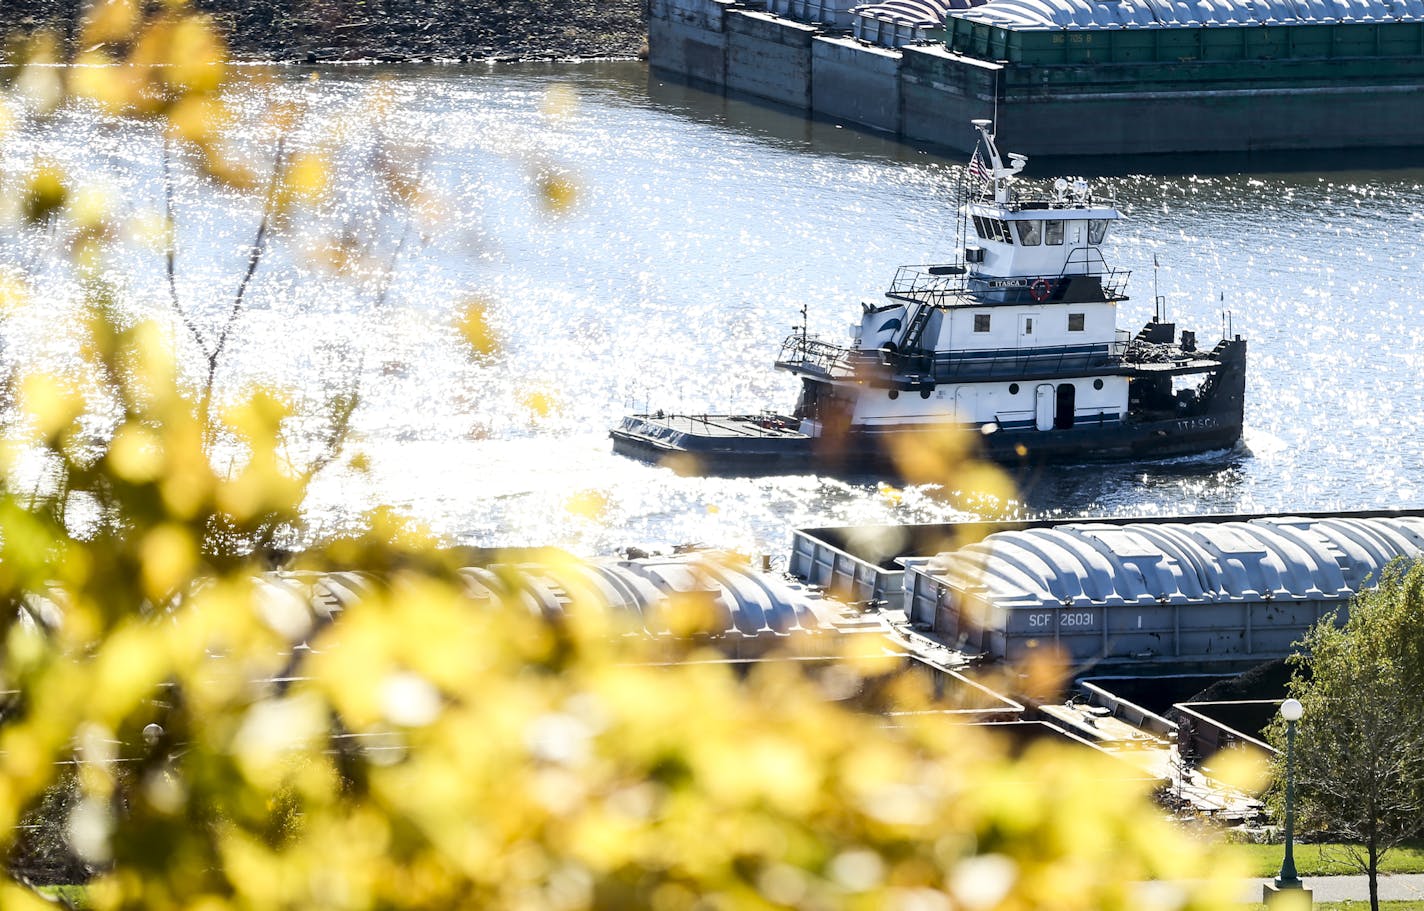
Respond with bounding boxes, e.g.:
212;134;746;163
5;60;1424;556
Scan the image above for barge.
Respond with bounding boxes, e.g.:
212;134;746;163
611;122;1247;476
650;0;1424;156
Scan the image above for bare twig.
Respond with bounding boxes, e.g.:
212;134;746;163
163;135;212;361
204;135;287;407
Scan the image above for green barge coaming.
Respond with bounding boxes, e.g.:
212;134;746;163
647;0;1424;155
942;19;1424;67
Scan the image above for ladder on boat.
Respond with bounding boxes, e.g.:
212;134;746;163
900;302;935;352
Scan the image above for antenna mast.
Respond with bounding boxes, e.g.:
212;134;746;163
1153;254;1162;323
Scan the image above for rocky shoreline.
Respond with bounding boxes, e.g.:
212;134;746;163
1;0;649;63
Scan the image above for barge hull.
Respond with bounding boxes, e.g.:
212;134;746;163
648;0;1424;155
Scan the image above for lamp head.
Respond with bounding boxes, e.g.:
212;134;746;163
1280;698;1304;722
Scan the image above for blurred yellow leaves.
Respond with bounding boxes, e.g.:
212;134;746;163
11;34;63;114
107;423;164;483
138;524;198;600
21;161;67;224
564;489;608;522
537;171;579;215
455;298;500;359
533;86;580;214
283;151;331;206
541;84;579;121
80;0;141;46
1209;744;1271;795
18;374;84;440
520;387;561;421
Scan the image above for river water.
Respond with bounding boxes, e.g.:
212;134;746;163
4;60;1423;557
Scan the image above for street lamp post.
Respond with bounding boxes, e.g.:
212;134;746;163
1275;698;1306;893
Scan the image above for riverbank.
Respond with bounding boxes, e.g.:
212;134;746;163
3;0;648;63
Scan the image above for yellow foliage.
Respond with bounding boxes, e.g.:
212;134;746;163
455;298;500;358
538;170;580;214
284;151;331;205
22;161;68;224
565;489;608;521
81;0;141;46
520;387;560;420
19;375;84;440
138;523;198;600
0;6;1247;910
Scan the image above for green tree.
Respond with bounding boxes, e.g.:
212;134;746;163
1270;558;1424;911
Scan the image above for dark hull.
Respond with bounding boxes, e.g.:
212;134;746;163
610;412;1243;477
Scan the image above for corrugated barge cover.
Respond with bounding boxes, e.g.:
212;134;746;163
958;0;1424;29
456;556;840;638
942;516;1424;606
854;0;978;25
911;515;1424;666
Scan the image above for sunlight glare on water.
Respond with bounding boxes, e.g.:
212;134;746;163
5;60;1424;555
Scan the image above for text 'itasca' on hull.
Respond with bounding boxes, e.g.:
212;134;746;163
611;121;1247;477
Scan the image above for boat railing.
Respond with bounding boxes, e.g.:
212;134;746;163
965;184;1118;209
887;264;1131;306
1098;267;1130;300
886;265;969;305
892;340;1128;381
776;333;858;377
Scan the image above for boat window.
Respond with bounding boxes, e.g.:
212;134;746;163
1045;220;1064;245
1068;313;1085;331
1088;219;1109;244
1014;220;1042;246
973;216;1015;244
974;314;991;332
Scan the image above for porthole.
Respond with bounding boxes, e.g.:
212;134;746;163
1008;383;1020;395
1093;379;1104;390
889;389;899;400
920;389;932;399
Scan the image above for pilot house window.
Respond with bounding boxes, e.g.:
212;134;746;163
1013;220;1042;246
972;215;1014;244
974;314;991;332
1068;313;1085;331
1045;220;1064;245
1088;219;1109;244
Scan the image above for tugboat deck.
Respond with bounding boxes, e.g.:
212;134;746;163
640;414;808;439
1128;357;1226;376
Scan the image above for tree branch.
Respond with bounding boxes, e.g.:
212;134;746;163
204;134;286;410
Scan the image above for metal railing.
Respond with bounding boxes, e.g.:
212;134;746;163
775;334;860;377
894;341;1128;381
965;184;1120;210
776;333;1130;382
885;261;1131;307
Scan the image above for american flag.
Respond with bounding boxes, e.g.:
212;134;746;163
967;146;991;185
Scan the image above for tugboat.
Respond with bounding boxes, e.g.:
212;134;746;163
611;121;1246;476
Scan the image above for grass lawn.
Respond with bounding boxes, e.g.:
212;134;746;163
1231;841;1424;877
1247;905;1424;911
